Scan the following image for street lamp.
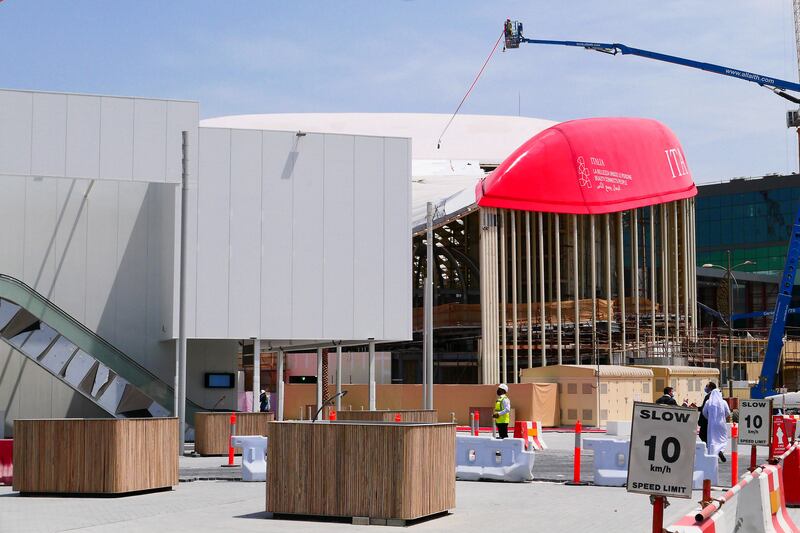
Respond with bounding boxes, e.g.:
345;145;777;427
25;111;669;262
702;251;756;398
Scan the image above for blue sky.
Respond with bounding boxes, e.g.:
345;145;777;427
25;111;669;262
1;1;798;182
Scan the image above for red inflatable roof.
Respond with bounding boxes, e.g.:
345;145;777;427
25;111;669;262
475;117;697;214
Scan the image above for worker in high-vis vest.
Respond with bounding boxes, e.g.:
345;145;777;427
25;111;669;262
493;383;511;439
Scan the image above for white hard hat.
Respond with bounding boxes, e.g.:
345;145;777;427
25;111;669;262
498;384;508;392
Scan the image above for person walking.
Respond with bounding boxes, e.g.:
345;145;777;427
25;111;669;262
702;387;731;462
493;384;511;439
655;386;678;405
697;382;715;447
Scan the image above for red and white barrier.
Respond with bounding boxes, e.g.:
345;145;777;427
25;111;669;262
512;421;547;451
735;463;798;532
668;467;761;532
0;439;11;486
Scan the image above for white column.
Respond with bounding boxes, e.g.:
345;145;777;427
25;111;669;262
424;202;434;407
650;206;656;345
316;347;323;412
573;214;580;364
590;215;597;365
252;337;260;413
277;349;285;421
673;203;680;344
526;212;533;369
336;346;343;411
538;212;546;366
555;213;562;365
682;200;690;338
617;212;626;363
632;210;640;357
177;130;189;456
511;211;518;383
500;210;508;382
605;214;612;363
368;341;376;410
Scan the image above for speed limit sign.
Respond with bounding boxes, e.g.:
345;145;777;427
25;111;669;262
627;402;699;499
739;399;772;446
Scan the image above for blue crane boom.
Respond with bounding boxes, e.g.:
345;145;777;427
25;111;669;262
503;20;800;397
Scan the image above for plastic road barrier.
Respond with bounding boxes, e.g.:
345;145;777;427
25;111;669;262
783;444;800;507
668;467;762;532
584;438;629;487
455;435;535;482
512;421;547;451
693;441;719;489
735;464;798;532
230;435;267;482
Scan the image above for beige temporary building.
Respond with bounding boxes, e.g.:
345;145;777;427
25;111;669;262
520;365;654;427
634;365;719;406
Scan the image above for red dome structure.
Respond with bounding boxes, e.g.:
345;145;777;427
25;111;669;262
476;117;697;214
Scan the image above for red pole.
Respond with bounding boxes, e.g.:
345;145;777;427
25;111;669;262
731;423;739;484
473;411;480;436
702;479;712;507
227;413;236;466
573;420;582;484
652;496;664;533
749;445;757;472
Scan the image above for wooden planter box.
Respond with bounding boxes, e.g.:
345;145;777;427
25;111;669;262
335;409;438;423
267;421;455;524
194;412;275;456
12;418;178;495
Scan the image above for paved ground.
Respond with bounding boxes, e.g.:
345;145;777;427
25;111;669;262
0;479;731;532
2;432;790;532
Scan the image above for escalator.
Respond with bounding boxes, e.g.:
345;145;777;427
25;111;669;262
0;273;202;427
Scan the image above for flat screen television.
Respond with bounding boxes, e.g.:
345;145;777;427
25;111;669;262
204;372;235;388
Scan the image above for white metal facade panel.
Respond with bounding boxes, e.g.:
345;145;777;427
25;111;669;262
322;134;355;339
290;134;325;340
0;91;33;176
259;131;295;338
228;130;262;335
383;138;412;339
0;89;198;184
65;95;102;179
23;178;58;294
0;176;26;279
31;92;68;177
133;99;168;181
191;127;411;342
99;97;135;181
52;179;90;323
195;128;231;337
352;137;383;339
83;182;120;337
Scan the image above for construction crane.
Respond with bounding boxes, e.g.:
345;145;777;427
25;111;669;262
788;1;800;169
502;19;800;399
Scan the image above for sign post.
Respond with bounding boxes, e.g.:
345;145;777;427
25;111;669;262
739;398;772;469
628;402;699;533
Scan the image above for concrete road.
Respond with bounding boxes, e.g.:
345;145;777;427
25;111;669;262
0;480;718;532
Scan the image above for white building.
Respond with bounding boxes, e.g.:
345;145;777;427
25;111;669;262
0;90;411;435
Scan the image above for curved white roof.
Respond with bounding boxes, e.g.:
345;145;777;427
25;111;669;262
200;113;557;164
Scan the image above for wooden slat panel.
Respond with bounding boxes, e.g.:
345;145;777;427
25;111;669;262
194;412;275;455
12;418;177;494
267;421;455;520
335;410;438;423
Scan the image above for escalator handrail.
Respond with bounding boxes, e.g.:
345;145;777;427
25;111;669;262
0;273;204;413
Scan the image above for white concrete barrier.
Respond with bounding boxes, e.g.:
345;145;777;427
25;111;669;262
735;464;798;533
455;435;535;482
583;438;629;487
605;420;631;436
230;435;267;482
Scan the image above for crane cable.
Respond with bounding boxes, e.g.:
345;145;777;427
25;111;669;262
437;28;506;149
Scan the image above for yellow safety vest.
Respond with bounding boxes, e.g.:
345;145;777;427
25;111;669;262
494;394;510;424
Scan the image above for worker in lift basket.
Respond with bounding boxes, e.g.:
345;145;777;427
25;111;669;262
493;384;511;439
